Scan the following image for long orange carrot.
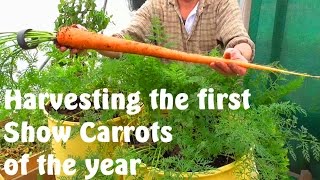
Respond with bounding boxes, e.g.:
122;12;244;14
56;27;320;79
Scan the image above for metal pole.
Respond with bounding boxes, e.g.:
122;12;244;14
102;0;108;13
39;57;50;70
270;0;288;62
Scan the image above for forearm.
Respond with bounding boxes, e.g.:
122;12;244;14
97;1;154;59
216;0;255;62
98;50;122;59
234;43;253;62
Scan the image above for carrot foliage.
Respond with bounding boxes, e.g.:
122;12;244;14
104;52;320;180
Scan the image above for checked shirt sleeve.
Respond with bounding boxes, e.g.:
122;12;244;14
216;0;255;62
113;0;159;43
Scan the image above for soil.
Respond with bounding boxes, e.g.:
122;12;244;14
209;154;235;168
0;142;41;169
45;101;85;122
128;131;235;171
162;145;235;170
0;119;42;169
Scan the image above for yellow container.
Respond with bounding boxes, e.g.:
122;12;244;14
129;158;257;180
45;99;144;179
119;129;257;180
123;158;256;180
47;115;129;179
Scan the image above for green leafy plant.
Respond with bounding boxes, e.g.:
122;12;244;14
55;0;110;32
106;53;320;180
0;0;111;174
244;63;305;105
0;0;111;122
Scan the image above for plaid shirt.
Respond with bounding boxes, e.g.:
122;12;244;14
114;0;255;61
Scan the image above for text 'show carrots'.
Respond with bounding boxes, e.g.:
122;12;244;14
56;27;320;79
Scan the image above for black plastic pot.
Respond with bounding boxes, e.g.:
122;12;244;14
127;0;147;11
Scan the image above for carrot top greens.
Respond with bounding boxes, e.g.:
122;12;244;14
0;31;55;51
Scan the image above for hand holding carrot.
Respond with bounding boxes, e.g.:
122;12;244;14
56;24;87;55
210;48;248;76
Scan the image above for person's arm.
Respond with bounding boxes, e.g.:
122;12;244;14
210;0;255;76
97;0;159;58
234;43;253;62
98;50;122;58
216;0;255;61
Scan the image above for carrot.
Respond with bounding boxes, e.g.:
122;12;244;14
56;27;320;79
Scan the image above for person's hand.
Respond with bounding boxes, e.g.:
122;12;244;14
210;48;248;76
55;24;87;55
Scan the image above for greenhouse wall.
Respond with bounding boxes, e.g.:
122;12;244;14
249;0;320;178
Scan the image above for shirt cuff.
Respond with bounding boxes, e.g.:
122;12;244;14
226;37;256;63
111;33;125;39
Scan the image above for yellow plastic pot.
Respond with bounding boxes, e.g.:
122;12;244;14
46;106;142;179
124;158;256;180
121;156;257;180
47;116;128;179
120;132;257;180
